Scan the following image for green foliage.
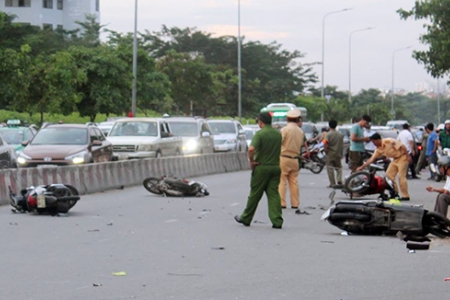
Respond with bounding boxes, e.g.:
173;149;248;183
398;1;450;80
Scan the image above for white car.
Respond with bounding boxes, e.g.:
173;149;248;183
243;125;259;147
207;119;247;152
107;118;182;159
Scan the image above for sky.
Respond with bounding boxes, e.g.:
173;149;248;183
99;0;441;95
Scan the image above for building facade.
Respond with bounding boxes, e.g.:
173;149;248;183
0;0;100;31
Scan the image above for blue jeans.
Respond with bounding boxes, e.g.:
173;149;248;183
427;153;437;179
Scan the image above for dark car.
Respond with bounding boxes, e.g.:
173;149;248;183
17;123;113;167
0;135;17;169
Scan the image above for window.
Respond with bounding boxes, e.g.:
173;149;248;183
43;0;53;9
56;24;63;30
57;0;62;9
95;0;99;12
5;0;31;7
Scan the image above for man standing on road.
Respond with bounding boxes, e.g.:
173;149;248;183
439;120;450;149
425;156;450;217
278;109;303;209
415;128;428;175
426;123;439;180
323;119;343;188
235;112;284;229
357;133;412;201
397;123;419;179
349;115;371;172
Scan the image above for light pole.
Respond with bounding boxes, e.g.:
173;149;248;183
348;27;373;103
321;8;352;99
390;46;412;119
131;0;138;117
237;0;242;122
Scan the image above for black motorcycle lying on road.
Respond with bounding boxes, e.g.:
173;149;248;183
143;176;209;197
10;184;80;215
322;199;450;238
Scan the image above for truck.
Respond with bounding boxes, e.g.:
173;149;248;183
260;103;307;127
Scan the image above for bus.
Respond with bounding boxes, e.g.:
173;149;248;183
260;103;307;127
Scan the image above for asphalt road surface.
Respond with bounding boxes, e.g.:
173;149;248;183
1;166;450;300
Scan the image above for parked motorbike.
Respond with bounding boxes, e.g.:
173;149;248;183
143;176;209;197
321;199;450;238
341;161;396;200
9;184;80;215
299;143;326;174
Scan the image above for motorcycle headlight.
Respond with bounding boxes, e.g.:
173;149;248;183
17;153;31;165
183;140;198;151
65;151;87;164
138;144;153;151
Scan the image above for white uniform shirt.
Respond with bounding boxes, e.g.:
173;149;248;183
444;176;450;191
397;129;413;154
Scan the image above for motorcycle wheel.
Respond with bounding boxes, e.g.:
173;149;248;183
423;211;450;238
143;177;163;195
344;171;371;194
310;157;325;174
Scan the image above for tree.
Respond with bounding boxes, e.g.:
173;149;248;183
398;1;450;80
68;46;131;121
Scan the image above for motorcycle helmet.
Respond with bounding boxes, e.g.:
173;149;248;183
437;156;450;167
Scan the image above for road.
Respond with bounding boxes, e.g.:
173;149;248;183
1;166;449;300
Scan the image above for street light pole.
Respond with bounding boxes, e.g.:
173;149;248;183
237;0;242;122
321;8;352;99
131;0;138;117
391;46;412;119
348;27;373;103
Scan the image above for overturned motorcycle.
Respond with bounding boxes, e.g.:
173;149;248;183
322;199;450;238
10;184;80;215
143;176;209;197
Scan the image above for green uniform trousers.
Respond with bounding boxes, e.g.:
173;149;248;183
240;165;283;227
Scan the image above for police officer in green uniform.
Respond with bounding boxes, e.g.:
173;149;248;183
234;112;284;229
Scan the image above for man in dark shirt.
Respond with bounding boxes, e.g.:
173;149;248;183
235;112;284;229
323;119;343;188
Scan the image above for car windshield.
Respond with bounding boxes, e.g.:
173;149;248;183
209;122;236;135
169;122;198;137
302;124;314;133
31;128;87;145
0;130;24;144
244;129;254;139
108;121;158;137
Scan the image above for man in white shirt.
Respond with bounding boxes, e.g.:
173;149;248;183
397;123;419;179
426;156;450;217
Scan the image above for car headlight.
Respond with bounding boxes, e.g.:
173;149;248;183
183;140;198;151
138;144;153;151
65;151;87;164
226;139;237;144
17;153;31;165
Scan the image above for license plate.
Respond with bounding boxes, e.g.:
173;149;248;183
37;195;46;208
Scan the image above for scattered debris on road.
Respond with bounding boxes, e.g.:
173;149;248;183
112;272;127;276
211;247;225;250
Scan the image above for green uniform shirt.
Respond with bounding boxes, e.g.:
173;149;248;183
251;125;282;165
440;130;450;149
324;130;343;156
350;123;365;152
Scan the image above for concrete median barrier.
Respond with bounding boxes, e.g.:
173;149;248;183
0;152;250;205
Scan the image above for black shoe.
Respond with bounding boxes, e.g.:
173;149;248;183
399;197;410;201
272;225;282;229
332;184;344;189
291;206;298;209
234;215;250;226
411;176;420;179
281;206;287;209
